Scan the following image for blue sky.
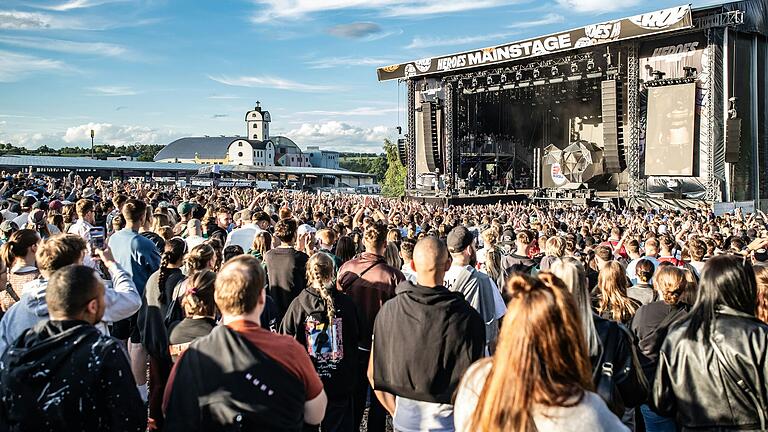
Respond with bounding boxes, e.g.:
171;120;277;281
0;0;715;153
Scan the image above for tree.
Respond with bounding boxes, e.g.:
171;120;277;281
381;138;406;197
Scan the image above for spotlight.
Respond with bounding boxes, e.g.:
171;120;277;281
487;75;494;86
515;71;523;81
550;66;559;76
500;74;507;84
684;66;697;79
570;63;578;74
652;70;666;81
471;77;478;87
586;59;595;71
533;69;540;79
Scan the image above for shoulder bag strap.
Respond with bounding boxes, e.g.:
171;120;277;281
710;336;766;430
5;269;19;302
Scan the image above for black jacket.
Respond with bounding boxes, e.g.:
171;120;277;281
280;287;359;399
372;281;485;404
652;306;768;431
630;301;690;385
0;320;146;432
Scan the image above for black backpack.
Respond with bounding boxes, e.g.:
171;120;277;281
593;318;649;416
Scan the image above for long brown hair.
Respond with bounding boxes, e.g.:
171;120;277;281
754;266;768;323
468;272;593;432
597;261;638;323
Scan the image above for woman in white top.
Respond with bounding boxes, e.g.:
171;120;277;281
454;272;628;432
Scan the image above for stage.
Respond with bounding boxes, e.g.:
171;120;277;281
406;190;532;206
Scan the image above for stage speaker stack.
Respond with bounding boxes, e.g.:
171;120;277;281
420;102;442;172
601;80;623;173
397;138;407;166
724;117;742;163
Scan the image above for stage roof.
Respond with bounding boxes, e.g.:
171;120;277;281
376;4;710;81
0;155;372;178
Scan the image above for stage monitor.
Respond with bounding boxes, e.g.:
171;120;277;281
644;83;696;176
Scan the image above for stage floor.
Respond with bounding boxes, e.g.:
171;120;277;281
406;191;532;206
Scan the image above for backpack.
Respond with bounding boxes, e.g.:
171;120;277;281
593;320;649;416
164;278;186;329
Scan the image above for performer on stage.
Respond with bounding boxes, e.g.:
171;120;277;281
505;168;517;194
467;167;477;192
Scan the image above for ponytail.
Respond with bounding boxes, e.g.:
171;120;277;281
159;237;186;304
306;253;336;324
1;229;39;268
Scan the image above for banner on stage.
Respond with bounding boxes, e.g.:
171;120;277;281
377;5;693;81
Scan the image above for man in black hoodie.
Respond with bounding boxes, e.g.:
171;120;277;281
369;236;484;432
0;265;146;432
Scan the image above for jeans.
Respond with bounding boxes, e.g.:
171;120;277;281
353;351;386;432
640;404;677;432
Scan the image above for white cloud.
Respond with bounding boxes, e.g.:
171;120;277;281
40;0;126;11
0;50;67;82
295;107;399;117
0;35;128;57
279;121;394;152
207;95;244;100
0;10;82;30
406;31;518;49
305;56;396;69
89;86;137;96
555;0;639;13
327;22;382;39
0;123;184;149
251;0;523;23
507;13;564;29
208;75;339;93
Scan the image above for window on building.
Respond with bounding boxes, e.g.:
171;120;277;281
238;152;243;157
238;142;242;147
253;135;257;139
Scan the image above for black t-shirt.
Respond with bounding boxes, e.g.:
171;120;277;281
264;247;309;318
279;287;359;399
169;317;217;345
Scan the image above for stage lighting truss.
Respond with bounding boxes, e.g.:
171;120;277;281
642;76;697;89
451;52;606;94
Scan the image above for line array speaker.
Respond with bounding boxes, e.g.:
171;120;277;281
724;117;742;163
601;80;623;173
420;102;442;172
396;138;407;165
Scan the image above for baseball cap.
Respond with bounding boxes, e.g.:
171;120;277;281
48;200;63;213
20;195;37;209
81;187;96;198
0;220;18;234
177;202;194;216
500;228;515;245
297;224;317;236
29;209;45;226
447;226;474;253
754;248;768;265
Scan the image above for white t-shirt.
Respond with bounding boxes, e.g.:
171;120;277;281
444;265;506;321
394;396;455;432
454;361;629;432
225;223;262;251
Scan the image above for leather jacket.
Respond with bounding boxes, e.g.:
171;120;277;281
652;306;768;431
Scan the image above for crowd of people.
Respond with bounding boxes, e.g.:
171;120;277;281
0;171;767;432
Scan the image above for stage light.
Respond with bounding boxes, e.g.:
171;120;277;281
586;59;595;71
487;76;493;86
570;63;579;74
652;70;666;81
515;71;523;81
471;77;478;87
533;69;540;79
500;74;507;84
551;66;559;76
684;66;697;79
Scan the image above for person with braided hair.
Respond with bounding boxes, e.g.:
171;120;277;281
280;252;359;431
139;237;187;430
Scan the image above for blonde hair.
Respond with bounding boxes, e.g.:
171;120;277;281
545;236;566;257
597;261;638;323
306;253;336;324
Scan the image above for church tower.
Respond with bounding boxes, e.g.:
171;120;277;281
245;101;271;141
